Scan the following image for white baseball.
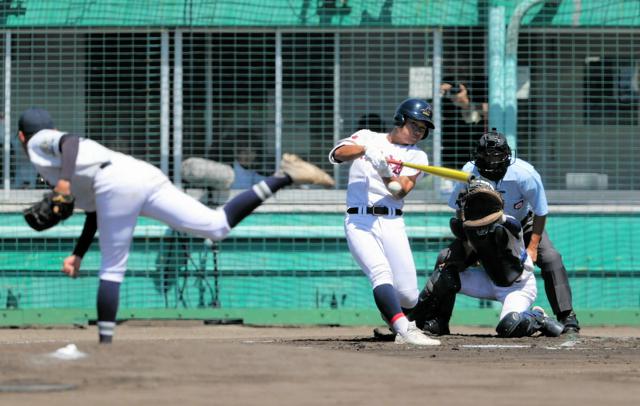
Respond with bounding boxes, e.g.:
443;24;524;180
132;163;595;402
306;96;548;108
387;181;402;195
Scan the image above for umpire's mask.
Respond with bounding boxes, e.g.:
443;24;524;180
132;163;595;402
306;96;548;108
473;129;511;181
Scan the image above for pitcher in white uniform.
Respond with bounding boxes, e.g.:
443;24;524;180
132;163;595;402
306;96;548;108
328;98;440;346
17;107;335;343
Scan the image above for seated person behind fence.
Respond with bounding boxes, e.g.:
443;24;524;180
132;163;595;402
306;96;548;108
410;179;564;338
17;107;334;344
357;113;386;133
231;142;267;189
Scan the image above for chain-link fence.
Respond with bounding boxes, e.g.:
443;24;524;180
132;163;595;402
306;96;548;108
0;1;638;325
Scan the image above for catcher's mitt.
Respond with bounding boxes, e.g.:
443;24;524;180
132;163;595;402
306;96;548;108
461;178;504;228
23;192;75;231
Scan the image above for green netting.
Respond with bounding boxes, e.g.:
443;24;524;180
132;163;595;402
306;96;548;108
0;1;639;326
3;1;640;28
2;0;480;27
0;210;638;318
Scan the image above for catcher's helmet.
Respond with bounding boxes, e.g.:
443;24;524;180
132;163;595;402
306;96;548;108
474;129;511;181
392;98;435;139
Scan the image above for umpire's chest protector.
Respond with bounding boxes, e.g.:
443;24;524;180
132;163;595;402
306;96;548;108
464;223;525;287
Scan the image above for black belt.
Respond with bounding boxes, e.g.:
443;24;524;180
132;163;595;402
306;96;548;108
347;206;403;216
99;161;112;169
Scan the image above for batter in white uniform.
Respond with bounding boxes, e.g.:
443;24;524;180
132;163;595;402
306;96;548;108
329;98;440;346
17;107;335;343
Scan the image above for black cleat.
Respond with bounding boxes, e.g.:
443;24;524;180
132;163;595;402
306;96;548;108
372;327;396;341
422;319;450;336
99;334;113;344
558;310;580;334
531;306;564;337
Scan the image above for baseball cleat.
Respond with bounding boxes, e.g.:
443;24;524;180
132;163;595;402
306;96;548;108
558;310;580;334
395;321;441;346
280;153;335;187
422;318;451;336
373;326;397;341
532;306;564;337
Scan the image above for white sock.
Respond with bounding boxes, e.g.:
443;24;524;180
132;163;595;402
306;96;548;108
392;315;410;336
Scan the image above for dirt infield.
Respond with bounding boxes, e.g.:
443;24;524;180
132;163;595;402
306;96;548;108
0;323;638;406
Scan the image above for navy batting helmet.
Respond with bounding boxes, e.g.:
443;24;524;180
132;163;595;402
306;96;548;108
392;98;435;139
474;128;512;181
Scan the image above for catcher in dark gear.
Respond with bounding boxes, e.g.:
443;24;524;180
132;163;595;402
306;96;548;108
442;130;580;334
410;179;563;338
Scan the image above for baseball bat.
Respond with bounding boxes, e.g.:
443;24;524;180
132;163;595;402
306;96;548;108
386;158;471;183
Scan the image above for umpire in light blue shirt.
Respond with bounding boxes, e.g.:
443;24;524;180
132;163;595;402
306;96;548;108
447;129;579;333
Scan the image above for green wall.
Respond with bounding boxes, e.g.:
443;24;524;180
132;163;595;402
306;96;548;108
0;210;638;326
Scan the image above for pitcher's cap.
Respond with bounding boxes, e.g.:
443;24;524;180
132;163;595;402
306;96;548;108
18;107;54;137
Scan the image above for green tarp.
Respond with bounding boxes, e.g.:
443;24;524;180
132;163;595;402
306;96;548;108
2;0;638;29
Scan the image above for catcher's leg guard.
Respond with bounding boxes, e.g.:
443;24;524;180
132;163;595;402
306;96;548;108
410;241;464;334
496;308;564;338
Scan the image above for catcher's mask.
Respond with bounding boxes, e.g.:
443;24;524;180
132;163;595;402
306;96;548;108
462;179;504;228
474;129;511;181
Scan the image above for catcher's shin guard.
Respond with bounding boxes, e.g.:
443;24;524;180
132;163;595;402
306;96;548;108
496;308;563;338
410;246;461;334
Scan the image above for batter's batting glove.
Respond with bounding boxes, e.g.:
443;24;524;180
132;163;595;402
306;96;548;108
364;146;393;178
23;192;75;231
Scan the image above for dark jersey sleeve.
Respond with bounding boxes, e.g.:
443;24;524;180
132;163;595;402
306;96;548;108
72;212;97;258
59;134;80;181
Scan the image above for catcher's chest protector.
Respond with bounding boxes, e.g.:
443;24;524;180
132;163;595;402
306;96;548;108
464;223;525;287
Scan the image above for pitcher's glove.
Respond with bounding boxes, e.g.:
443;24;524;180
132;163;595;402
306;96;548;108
461;179;504;228
23;192;75;231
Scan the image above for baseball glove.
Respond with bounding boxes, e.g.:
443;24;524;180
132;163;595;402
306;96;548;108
461;179;504;228
23;192;75;231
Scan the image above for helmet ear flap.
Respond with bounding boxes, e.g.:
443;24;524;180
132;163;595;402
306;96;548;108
393;113;405;127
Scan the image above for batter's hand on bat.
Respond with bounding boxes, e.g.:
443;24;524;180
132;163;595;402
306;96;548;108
62;255;82;278
385;158;471;183
364;147;393;178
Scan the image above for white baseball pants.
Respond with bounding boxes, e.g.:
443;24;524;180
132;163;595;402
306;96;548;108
94;161;231;283
459;258;537;320
344;214;419;308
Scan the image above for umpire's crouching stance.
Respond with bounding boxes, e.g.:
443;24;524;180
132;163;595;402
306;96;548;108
17;107;335;343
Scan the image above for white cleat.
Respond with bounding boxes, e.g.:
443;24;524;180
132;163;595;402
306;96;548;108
395;322;441;346
279;153;335;188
